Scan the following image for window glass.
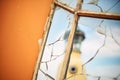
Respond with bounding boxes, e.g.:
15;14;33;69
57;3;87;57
36;0;120;80
37;7;73;80
82;0;120;13
70;17;120;80
58;0;77;8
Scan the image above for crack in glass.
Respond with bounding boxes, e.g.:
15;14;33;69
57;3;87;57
36;0;120;80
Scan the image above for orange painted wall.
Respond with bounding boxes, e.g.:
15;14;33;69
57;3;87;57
0;0;52;80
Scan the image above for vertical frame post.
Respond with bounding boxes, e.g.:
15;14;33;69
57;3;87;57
32;2;56;80
57;0;83;80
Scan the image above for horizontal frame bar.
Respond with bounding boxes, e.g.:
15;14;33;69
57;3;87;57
54;0;120;20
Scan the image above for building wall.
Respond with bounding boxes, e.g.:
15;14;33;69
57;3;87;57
0;0;52;80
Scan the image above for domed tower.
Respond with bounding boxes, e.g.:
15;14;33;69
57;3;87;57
57;27;86;80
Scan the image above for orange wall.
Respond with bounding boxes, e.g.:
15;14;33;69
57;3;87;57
0;0;52;80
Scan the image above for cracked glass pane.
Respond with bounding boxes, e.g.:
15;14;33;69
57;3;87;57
74;17;120;80
58;0;77;8
35;0;120;80
82;0;120;13
37;7;73;80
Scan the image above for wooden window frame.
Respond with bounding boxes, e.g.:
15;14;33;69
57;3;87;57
33;0;120;80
